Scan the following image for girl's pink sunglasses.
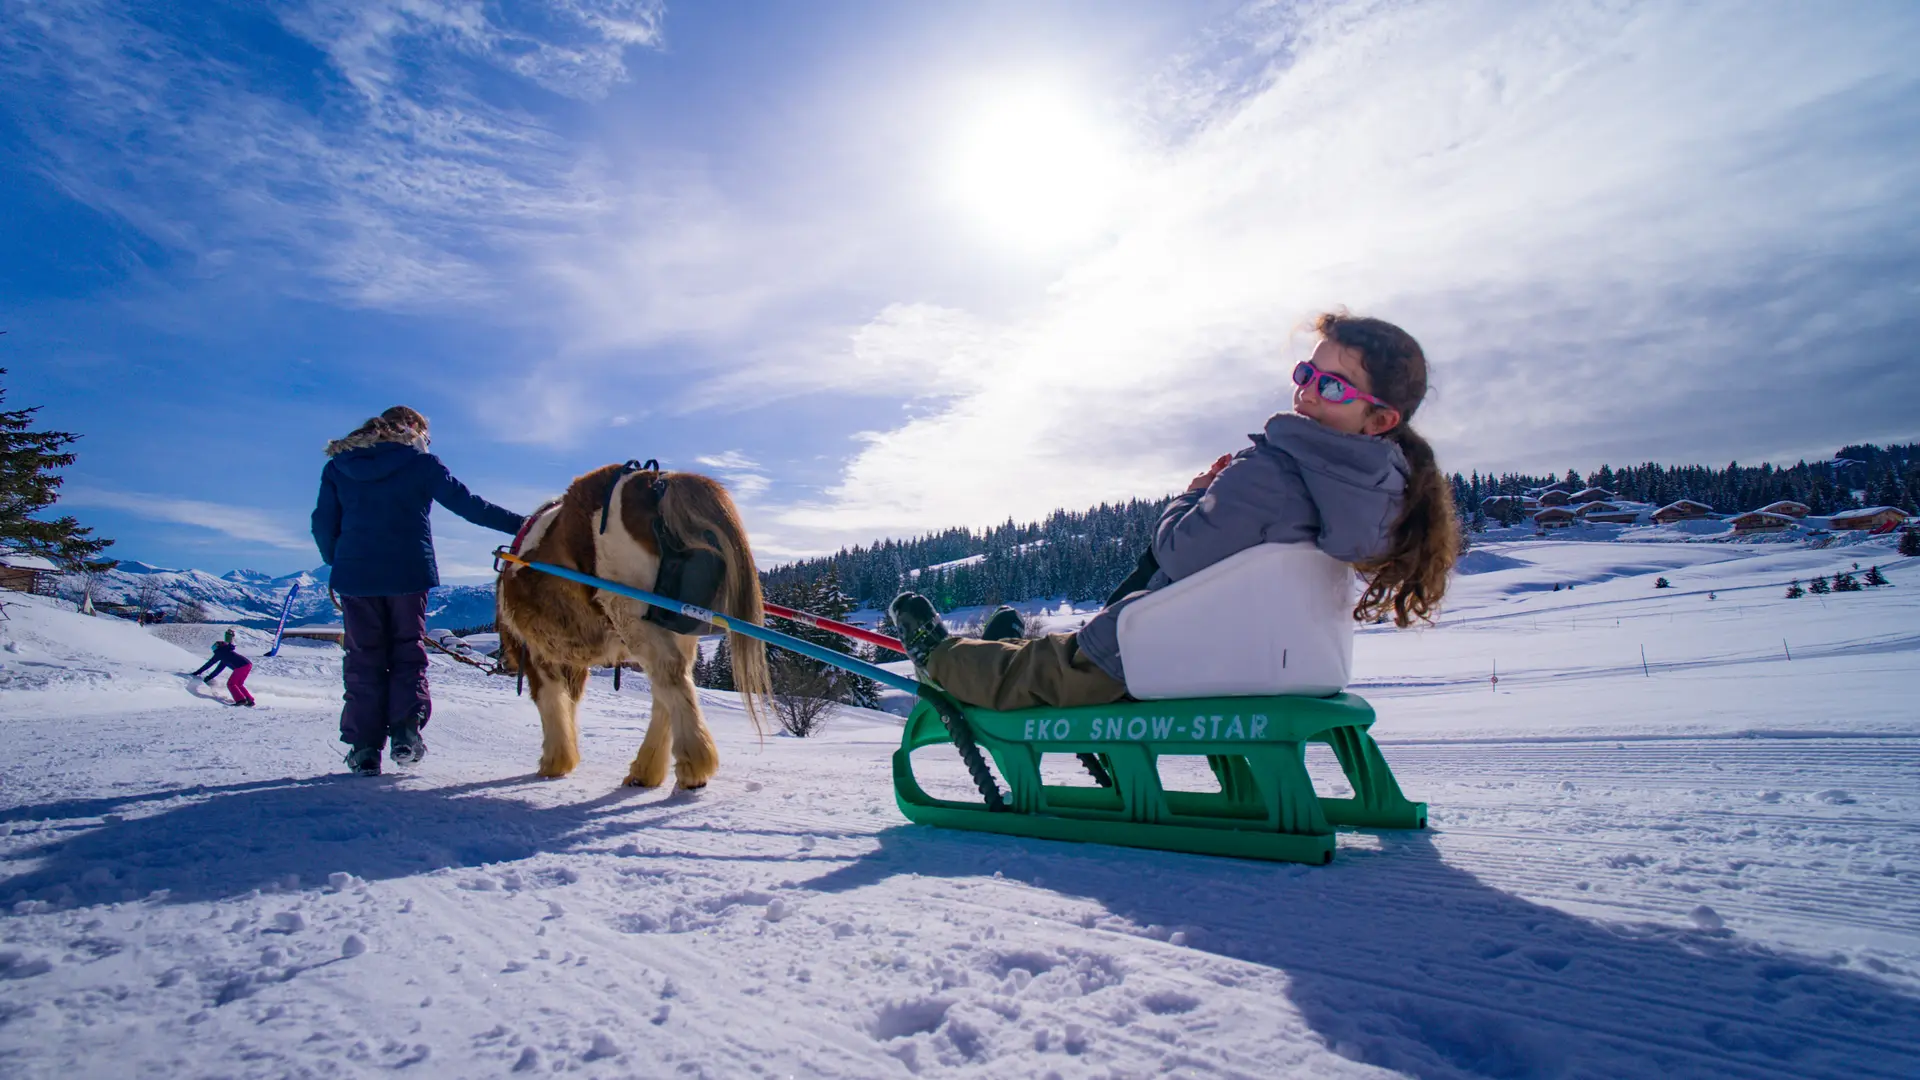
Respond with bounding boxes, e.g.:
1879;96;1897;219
1293;360;1391;408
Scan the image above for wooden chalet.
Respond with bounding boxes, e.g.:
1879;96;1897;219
1757;500;1811;518
1537;489;1573;507
1575;501;1622;516
1828;506;1910;531
1728;511;1796;533
0;553;59;597
1650;499;1715;524
1533;506;1578;529
1481;494;1538;516
1569;487;1618;505
1581;510;1642;525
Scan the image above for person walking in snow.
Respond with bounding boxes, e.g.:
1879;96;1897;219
311;406;526;776
890;311;1459;709
189;628;256;706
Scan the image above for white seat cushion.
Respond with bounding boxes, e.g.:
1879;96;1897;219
1116;542;1355;700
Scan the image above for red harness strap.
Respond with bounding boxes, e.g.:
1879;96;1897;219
510;498;563;557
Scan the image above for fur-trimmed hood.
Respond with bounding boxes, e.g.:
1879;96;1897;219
325;421;428;458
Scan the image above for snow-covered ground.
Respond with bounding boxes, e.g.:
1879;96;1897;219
1;539;1916;1078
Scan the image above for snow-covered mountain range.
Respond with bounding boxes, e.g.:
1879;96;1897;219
63;561;499;631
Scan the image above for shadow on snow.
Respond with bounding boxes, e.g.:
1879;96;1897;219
0;775;689;908
4;780;1917;1079
804;827;1920;1080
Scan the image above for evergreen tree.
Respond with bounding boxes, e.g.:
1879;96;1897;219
0;368;115;570
1832;571;1860;592
1785;580;1804;598
1654;577;1671;589
1808;575;1830;595
1863;565;1889;587
762;567;878;709
1899;529;1920;557
697;635;735;691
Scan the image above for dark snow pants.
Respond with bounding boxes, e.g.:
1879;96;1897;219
339;592;431;749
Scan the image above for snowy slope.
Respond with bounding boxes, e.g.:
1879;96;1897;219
1;542;1917;1079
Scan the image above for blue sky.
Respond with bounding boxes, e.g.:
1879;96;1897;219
5;0;1918;581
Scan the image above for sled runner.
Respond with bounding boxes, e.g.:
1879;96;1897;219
495;543;1426;865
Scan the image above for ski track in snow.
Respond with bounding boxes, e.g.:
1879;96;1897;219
0;541;1916;1078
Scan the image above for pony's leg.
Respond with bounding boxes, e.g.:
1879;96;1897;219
625;689;673;789
530;659;586;778
596;602;672;788
633;631;716;790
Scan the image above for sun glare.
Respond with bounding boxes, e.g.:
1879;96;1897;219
943;80;1131;254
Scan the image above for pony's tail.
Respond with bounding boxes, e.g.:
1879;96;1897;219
1354;423;1459;627
657;474;773;734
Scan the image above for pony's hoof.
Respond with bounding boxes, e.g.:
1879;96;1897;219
622;775;658;788
677;781;707;791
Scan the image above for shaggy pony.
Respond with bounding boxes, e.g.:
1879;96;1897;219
495;464;771;787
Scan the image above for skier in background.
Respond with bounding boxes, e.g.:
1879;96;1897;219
311;406;525;777
188;628;255;706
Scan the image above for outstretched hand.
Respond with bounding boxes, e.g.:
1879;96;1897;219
1188;454;1232;492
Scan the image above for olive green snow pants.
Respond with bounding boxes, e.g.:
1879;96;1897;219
925;632;1128;711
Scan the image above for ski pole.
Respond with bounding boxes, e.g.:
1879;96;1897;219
264;582;301;658
763;602;904;653
493;550;919;694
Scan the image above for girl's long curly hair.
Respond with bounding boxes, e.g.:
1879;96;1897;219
1315;312;1458;626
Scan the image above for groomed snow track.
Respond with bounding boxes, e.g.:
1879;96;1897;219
1;544;1917;1078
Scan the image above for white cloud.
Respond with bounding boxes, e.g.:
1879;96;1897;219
692;452;769;500
695;451;759;471
59;490;312;551
765;0;1920;544
0;0;661;308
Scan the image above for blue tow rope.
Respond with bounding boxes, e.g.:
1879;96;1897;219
494;549;919;695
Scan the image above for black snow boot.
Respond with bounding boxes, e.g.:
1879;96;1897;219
388;709;428;766
344;745;382;777
888;592;949;671
980;606;1025;642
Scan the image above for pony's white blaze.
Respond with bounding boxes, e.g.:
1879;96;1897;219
591;475;662;654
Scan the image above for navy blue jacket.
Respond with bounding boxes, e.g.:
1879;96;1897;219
311;441;525;597
191;641;249;678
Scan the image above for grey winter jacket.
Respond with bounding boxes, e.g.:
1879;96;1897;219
1074;413;1410;684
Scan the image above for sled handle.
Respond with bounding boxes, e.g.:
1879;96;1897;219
763;602;905;654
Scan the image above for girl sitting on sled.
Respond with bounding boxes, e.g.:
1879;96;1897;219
890;311;1458;710
189;628;256;706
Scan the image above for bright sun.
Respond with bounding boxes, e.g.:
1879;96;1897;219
944;80;1130;253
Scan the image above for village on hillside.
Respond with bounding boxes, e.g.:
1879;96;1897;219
1477;482;1911;541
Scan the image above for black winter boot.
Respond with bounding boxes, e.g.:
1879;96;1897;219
888;593;949;670
344;745;382;777
981;606;1025;642
388;708;428;766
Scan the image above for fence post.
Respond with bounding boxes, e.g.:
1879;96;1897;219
1640;645;1649;678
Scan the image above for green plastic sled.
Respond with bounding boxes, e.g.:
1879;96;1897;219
893;692;1426;864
